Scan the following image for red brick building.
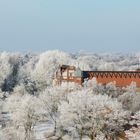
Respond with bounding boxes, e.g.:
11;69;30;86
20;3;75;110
55;65;140;88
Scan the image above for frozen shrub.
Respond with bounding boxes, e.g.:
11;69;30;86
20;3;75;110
118;92;134;111
104;82;122;98
131;94;140;112
118;92;140;112
84;78;104;95
125;82;137;93
85;78;122;98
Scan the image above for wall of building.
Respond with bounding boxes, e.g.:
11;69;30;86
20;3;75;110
84;71;140;87
55;65;140;88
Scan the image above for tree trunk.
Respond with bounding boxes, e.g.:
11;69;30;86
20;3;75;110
89;132;96;140
54;120;57;134
25;125;33;140
79;129;83;140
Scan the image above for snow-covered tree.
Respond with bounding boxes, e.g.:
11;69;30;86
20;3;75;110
0;52;21;92
17;54;38;86
118;91;140;113
104;81;122;98
125;82;137;93
84;78;104;95
31;50;72;91
39;84;80;134
58;90;129;140
12;84;26;95
39;88;60;134
5;94;41;140
0;52;13;89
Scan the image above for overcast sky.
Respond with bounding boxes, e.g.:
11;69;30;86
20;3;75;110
0;0;140;53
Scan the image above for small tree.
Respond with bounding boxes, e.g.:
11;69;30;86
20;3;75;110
6;94;40;140
118;91;140;113
84;78;104;95
125;82;137;93
104;81;121;98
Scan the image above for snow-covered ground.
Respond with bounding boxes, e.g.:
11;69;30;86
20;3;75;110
35;122;54;140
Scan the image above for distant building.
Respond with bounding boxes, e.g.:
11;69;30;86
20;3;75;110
54;65;140;88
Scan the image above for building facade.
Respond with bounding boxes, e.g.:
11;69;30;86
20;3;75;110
55;65;140;87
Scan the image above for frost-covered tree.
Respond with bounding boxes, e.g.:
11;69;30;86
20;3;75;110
125;82;137;93
0;50;139;93
0;52;21;92
58;90;129;140
104;81;122;98
118;82;140;112
17;54;39;88
85;78;122;98
39;88;60;134
5;94;40;140
0;52;13;89
39;84;80;134
31;50;72;91
84;78;104;95
118;91;140;113
12;84;26;95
